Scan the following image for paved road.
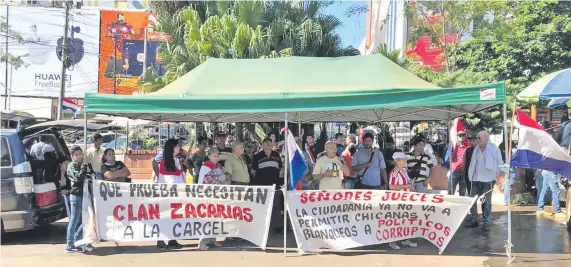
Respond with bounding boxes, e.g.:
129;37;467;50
1;206;570;267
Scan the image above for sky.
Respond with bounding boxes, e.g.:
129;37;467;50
322;1;368;49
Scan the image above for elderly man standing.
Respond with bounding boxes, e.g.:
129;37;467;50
221;141;250;185
466;131;504;232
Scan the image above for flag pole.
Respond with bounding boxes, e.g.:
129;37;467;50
283;112;289;256
504;100;517;264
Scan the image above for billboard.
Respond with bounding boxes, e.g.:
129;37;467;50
99;10;168;95
1;6;100;98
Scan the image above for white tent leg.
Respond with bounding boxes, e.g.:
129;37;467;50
503;103;515;264
283;112;289;256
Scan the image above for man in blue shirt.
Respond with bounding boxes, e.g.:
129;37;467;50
352;133;388;189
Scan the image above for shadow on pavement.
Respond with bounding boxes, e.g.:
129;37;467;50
2;208;570;260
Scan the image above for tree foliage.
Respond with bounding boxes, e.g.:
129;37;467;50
455;0;571;109
1;16;28;70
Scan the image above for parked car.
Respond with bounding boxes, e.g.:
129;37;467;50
390;126;414;148
1;120;118;236
74;132;124;151
103;136;141;151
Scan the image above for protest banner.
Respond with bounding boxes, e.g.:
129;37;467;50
286;190;477;254
82;181;275;249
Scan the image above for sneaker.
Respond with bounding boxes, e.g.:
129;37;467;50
465;220;479;228
156;241;168;250
554;212;566;220
536;210;548;216
481;224;491;232
168;240;183;250
388;242;401;250
401;240;417;247
82;244;95;252
64;245;82;253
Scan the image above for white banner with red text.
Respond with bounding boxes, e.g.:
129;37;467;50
286;190;477;254
82;181;275;249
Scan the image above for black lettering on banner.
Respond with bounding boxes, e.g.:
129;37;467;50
204;186;213;198
296;208;308;217
244;189;254;203
152;184;160;198
160;184;169;197
185;184;193;197
123;226;133;239
364;224;371;235
422;205;436;212
184;223;192;236
424;213;431;220
193;222;202;235
173;222;182;237
99;182;108;201
144;224;160;238
442;208;451;216
379;203;390;210
301;226;358;241
129;183;136;197
144;184;152;197
397;204;412;210
213;186;220;199
203;222;212;235
168;184;177;197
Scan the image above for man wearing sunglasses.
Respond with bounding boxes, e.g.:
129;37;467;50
449;131;470;196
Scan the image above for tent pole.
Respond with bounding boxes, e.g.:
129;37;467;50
503;103;515;264
283;112;289;256
298;112;302;137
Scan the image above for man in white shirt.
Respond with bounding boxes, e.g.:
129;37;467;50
30;136;55;160
312;141;350;190
466;131;504;232
85;133;104;180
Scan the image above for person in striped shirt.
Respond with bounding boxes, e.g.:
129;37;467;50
388;152;417;250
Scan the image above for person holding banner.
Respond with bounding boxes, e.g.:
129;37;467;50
65;146;95;253
313;141;350;190
157;139;185;249
197;147;227;250
388;152;418;250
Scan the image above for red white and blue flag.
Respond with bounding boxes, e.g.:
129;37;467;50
511;109;571;177
62;98;81;114
283;128;307;190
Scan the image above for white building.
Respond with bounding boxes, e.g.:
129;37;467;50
359;0;408;55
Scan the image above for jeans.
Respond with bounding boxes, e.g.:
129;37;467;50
66;194;83;246
537;170;561;213
414;182;428;193
503;167;516;205
469;181;493;226
449;171;467;196
535;170;552;204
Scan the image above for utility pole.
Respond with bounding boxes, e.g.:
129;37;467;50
4;5;9;110
57;2;70;120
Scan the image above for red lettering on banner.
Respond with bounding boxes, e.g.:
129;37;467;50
127;204;136;221
137;204;149;220
185;203;197;218
113;205;125;221
217;204;228;218
232;206;244;220
444;226;451;237
207;204;217;217
432;194;444;203
197;204;207;218
243;208;253;222
363;191;372;200
149;204;160;219
333;192;343;200
170;203;183;219
344;191;353;200
437;237;444;247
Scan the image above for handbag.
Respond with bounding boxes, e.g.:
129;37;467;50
356;152;375;187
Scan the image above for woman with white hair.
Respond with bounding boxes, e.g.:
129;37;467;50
197;147;227;250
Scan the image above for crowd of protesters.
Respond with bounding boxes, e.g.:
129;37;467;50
64;119;571;253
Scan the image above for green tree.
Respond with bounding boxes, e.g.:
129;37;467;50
455;0;571;109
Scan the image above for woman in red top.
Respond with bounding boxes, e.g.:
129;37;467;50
388;152;418;250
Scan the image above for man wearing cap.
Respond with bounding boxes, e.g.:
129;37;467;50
449;131;470;196
352;132;388;189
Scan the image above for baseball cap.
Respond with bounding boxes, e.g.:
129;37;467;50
262;137;273;143
393;152;407;159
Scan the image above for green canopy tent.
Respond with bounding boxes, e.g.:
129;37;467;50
85;55;506;123
83;54;514;260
